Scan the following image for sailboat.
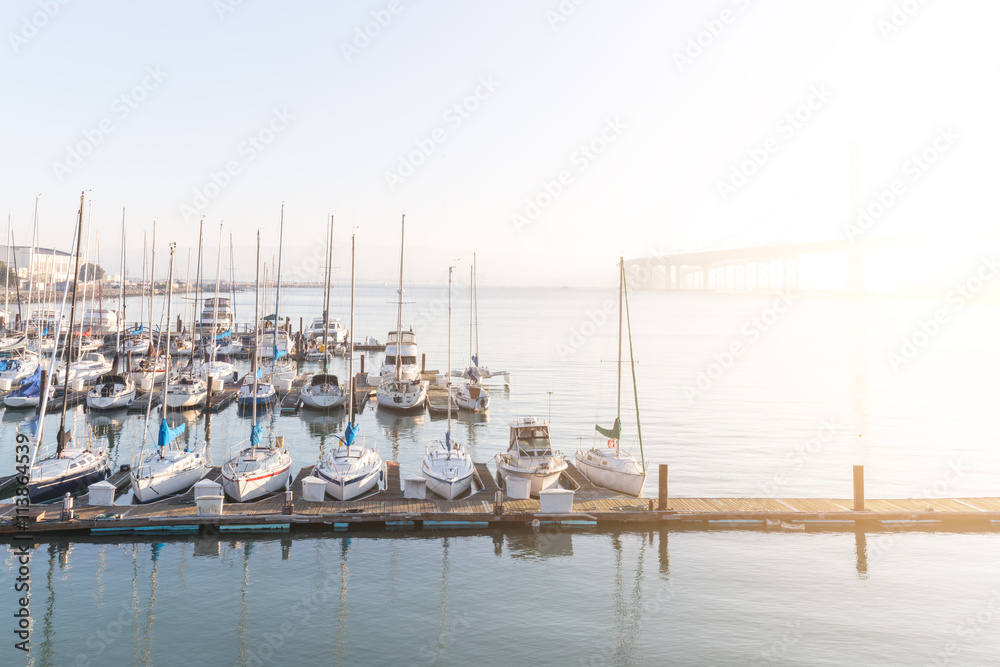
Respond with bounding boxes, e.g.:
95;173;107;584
223;230;291;501
87;210;136;411
421;265;474;500
166;220;208;409
301;215;347;410
4;366;51;409
197;224;238;385
453;254;492;412
130;243;210;502
574;258;647;497
376;214;428;412
259;204;297;383
315;233;384;500
27;192;111;503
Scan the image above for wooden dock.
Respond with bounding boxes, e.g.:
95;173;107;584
4;462;1000;537
128;390;161;414
46;389;87;413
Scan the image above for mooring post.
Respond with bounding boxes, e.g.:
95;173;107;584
853;465;865;511
283;489;293;515
658;464;668;511
206;375;214;401
494;490;504;516
359;354;365;374
421;353;426;373
298;317;304;360
62;492;73;521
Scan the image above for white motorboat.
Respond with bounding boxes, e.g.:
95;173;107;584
379;329;421;381
199;296;235;332
86;373;136;411
0;354;39;385
376;378;428;412
82;308;121;335
495;416;568;497
306;316;348;344
57;352;112;385
574;258;648;497
165;372;208;409
300;373;346;409
421;266;474;500
130;245;211;503
259;329;294;359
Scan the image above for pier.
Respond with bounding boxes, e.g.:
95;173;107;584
2;464;999;538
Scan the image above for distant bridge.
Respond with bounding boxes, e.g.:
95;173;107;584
624;237;895;293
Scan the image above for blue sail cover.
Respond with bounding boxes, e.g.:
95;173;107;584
250;422;263;448
344;422;358;447
15;368;41;398
445;431;451;450
157;419;186;450
471;354;478;367
215;327;231;340
274;347;286;359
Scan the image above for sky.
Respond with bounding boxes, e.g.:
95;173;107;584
1;0;997;288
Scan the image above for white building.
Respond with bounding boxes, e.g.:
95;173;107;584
0;245;73;283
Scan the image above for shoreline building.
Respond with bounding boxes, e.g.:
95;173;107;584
0;245;73;287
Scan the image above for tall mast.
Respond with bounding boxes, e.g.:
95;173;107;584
322;215;333;374
139;230;146;335
229;234;236;324
26;195;39;338
116;209;126;355
273;203;285;360
447;265;453;451
252;230;261;425
96;231;103;315
622;260;644;467
4;213;9;328
56;192;87;457
159;244;177;436
469;264;473;368
347;234;356;419
616;257;623;451
212;222;223;366
77;200;93;362
395;214;405;381
473;252;480;366
192;219;204;366
149;222;157;357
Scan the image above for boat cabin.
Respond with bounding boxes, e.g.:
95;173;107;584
509;417;553;455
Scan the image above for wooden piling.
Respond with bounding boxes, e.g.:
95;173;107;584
359;354;365;374
853;465;865;511
421;353;426;373
298;317;304;360
658;464;668;511
206;376;214;399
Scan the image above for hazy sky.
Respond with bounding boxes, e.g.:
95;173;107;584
1;1;996;288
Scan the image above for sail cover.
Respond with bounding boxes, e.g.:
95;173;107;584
250;422;263;448
343;422;358;448
157;419;186;450
595;417;622;440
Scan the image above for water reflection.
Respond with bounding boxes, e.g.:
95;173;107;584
376;411;426;462
299;410;346;457
855;530;868;579
506;527;574;559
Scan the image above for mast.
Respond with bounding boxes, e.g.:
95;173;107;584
26;195;38;339
252;230;261;426
321;215;333;373
96;230;103;317
77;200;93;362
116;210;126;355
469;264;473;369
139;225;158;453
273;203;285;361
29;198;80;470
447;265;453;452
4;213;9;328
395;214;405;381
192;220;204;367
212;222;223;366
56;192;87;457
9;227;21;326
139;230;146;336
616;257;623;452
622;260;645;467
158;244;177;446
149;222;156;357
473;252;479;367
347;234;356;419
229;234;236;326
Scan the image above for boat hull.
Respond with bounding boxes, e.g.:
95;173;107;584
574;451;646;497
130;459;210;503
495;461;566;497
28;459;111;504
86;389;136;411
299;390;347;409
315;463;381;501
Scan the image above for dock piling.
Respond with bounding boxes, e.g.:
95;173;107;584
421;353;426;373
853;465;865;511
657;464;668;511
283;490;293;515
207;376;214;399
61;493;73;521
360;354;365;374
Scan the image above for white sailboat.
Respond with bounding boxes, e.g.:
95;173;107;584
259;204;297;382
495;416;568;497
301;215;347;410
574;258;648;497
315;233;384;500
166;221;208;409
453;254;492;412
197;225;238;386
223;228;291;501
27;192;111;503
131;243;211;502
421;265;474;500
376;214;428;412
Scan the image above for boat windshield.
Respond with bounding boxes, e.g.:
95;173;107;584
511;425;552;452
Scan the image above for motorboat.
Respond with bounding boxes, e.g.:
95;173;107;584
495;416;568;497
306;316;348;344
199;296;235;332
379;329;420;382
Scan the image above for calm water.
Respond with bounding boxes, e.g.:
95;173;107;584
3;284;1000;665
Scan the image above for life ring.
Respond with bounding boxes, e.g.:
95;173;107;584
607;439;614;448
